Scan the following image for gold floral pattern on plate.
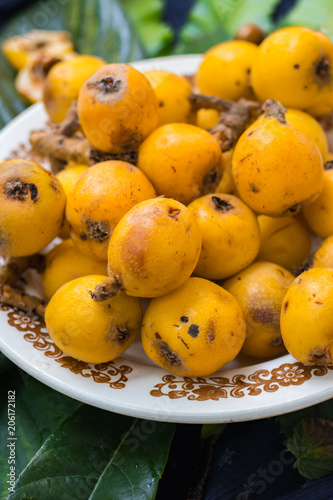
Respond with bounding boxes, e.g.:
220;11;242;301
2;305;132;389
150;363;333;401
2;304;333;400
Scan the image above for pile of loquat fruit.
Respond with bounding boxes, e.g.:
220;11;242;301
1;25;333;376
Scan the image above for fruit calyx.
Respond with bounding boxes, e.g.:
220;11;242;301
314;57;331;86
263;99;287;123
88;76;121;93
324;160;333;171
4;179;38;203
211;196;233;212
91;275;123;301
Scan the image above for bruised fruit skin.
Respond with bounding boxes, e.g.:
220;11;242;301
1;30;74;71
56;164;89;239
224;262;293;358
187;194;260;280
257;215;311;272
232;100;324;217
196;40;258;101
45;275;142;363
66;160;156;261
280;268;333;365
78;63;159;153
303;166;333;239
43;55;106;123
94;197;202;299
285;108;328;162
251;27;333;109
144;70;194;126
311;236;333;269
141;277;246;376
0;159;66;257
42;239;107;299
137;123;222;205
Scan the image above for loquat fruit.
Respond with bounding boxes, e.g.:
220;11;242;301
42;239;107;299
251;27;333;109
66;160;156;261
56;163;89;239
187;194;260;280
281;267;333;365
92;197;202;300
285;108;328;162
43;55;106;123
137;123;222;205
232;99;324;217
196;40;258;101
1;30;74;71
45;275;142;363
77;63;159;153
141;277;246;376
303;162;333;239
144;70;194;126
0;159;66;257
224;262;294;359
257;215;311;272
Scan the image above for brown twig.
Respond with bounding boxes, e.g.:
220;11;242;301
190;93;234;113
30;98;139;172
190;93;262;151
0;284;46;318
30;129;90;173
91;276;123;302
58;100;81;137
30;130;138;174
0;254;45;286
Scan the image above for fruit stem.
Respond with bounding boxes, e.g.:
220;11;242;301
30;129;138;174
190;93;262;151
0;254;45;286
263;99;287;123
91;276;123;302
0;283;46;319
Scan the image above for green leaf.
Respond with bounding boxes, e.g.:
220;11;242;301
8;405;175;500
0;351;13;373
0;368;80;500
201;423;227;439
0;0;144;62
276;0;333;39
121;0;173;57
226;0;279;35
175;0;236;55
0;0;145;130
175;0;280;55
277;399;333;438
0;55;28;130
287;419;333;479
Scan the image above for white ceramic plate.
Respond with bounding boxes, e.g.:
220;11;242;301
0;54;332;424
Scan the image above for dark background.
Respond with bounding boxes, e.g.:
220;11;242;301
1;0;195;31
